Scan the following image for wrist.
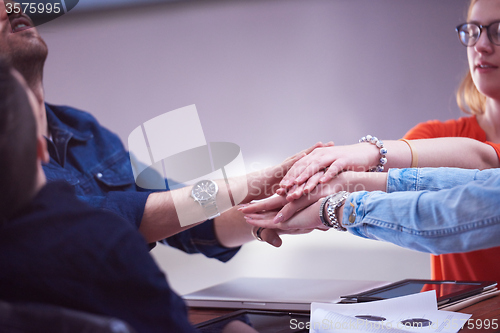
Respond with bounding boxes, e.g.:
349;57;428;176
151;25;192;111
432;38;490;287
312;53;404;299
337;203;344;226
359;135;387;172
315;199;328;229
319;191;349;231
360;172;389;192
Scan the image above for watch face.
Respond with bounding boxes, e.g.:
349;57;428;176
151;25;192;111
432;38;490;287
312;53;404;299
192;180;218;201
329;191;348;208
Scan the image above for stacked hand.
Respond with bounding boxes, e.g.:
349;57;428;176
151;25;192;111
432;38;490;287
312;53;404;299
241;141;335;203
242;141;335;247
276;143;382;199
240;143;389;247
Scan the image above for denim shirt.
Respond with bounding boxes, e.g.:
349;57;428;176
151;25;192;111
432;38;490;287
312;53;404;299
43;103;239;262
343;167;500;255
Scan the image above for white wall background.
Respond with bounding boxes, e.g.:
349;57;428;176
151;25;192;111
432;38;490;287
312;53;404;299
39;0;469;295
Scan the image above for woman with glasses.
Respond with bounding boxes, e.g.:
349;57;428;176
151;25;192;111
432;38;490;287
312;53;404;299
402;0;500;284
242;0;500;283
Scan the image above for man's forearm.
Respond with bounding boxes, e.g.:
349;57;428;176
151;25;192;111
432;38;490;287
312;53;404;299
138;142;324;243
138;190;201;243
138;176;254;243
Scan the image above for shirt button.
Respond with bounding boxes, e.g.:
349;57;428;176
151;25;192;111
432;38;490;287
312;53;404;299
96;173;103;179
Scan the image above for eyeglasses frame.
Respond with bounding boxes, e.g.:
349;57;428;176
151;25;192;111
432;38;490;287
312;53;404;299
455;20;500;47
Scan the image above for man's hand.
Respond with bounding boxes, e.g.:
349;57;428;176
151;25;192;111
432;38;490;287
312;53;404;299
243;141;334;203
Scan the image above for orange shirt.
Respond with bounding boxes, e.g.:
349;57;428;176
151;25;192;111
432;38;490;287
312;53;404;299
404;116;500;283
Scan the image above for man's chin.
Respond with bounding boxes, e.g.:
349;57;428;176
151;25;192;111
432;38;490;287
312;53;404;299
7;38;48;77
8;25;46;48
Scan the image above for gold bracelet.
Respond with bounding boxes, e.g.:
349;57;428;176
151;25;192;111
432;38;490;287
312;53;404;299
399;139;418;168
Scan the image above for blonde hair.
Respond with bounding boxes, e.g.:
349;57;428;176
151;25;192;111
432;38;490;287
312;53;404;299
456;0;487;115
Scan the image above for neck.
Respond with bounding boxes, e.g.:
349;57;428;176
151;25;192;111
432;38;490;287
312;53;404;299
21;72;48;139
34;163;47;195
28;77;44;103
31;80;48;138
12;50;49;137
477;98;500;143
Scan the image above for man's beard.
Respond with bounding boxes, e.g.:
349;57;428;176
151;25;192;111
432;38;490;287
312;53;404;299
8;34;48;87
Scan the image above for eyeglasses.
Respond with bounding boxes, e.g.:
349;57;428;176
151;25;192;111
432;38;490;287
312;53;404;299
456;20;500;47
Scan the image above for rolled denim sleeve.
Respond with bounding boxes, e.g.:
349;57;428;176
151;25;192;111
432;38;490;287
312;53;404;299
342;169;500;255
81;193;240;261
386;167;498;192
161;221;240;262
78;191;150;229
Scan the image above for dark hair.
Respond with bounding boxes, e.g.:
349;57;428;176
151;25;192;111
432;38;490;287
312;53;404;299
0;58;38;221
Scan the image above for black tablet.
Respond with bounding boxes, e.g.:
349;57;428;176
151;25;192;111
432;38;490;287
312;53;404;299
195;309;310;333
339;279;497;307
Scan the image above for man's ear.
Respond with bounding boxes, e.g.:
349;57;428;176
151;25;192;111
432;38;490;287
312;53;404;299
37;136;49;164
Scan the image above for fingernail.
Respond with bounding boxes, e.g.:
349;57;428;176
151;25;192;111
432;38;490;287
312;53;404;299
237;204;249;211
243;215;252;220
271;238;281;247
319;177;326;183
274;213;283;224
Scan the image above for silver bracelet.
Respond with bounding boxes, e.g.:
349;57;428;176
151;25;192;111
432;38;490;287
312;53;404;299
359;135;388;172
319;191;349;231
319;195;334;228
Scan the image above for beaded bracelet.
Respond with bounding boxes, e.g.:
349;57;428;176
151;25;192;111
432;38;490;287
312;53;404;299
359;135;388;172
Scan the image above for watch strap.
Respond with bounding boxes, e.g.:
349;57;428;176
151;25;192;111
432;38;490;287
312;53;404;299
320;191;349;231
200;200;220;219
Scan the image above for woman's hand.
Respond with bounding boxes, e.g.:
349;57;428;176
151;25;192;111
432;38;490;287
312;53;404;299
238;195;316;247
244;198;327;232
243;141;334;202
278;143;382;198
258;227;317;247
241;171;387;225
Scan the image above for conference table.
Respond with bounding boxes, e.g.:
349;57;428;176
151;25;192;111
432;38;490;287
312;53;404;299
189;294;500;332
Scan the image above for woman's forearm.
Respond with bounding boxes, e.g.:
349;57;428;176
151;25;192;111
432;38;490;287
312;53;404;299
384;137;499;170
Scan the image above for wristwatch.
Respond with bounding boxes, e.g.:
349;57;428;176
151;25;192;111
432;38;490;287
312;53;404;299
319;191;350;231
191;180;221;219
